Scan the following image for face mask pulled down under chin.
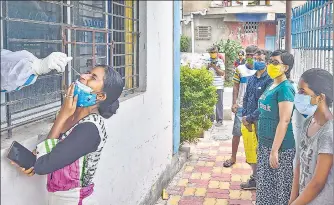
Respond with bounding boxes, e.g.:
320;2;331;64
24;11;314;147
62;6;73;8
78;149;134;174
73;80;97;107
294;93;318;116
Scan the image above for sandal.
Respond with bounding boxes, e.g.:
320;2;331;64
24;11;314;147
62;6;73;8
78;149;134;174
223;159;235;167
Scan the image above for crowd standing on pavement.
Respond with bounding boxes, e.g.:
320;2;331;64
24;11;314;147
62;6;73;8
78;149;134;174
207;45;333;205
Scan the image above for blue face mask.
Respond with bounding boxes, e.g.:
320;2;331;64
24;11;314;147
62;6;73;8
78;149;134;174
294;93;317;117
254;61;266;71
73;80;97;107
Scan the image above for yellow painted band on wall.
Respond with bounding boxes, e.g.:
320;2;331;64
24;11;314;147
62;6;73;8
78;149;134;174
125;0;133;89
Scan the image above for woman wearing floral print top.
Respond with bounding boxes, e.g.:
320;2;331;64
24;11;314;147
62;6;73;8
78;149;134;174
11;65;124;205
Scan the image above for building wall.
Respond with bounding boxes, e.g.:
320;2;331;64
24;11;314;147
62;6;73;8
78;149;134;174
0;1;174;205
182;0;210;15
182;17;276;52
183;0;306;14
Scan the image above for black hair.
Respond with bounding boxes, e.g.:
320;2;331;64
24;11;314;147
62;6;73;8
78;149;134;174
301;68;333;107
245;45;259;54
207;45;218;53
263;50;272;63
255;49;265;55
96;65;124;119
270;49;294;79
238;50;245;56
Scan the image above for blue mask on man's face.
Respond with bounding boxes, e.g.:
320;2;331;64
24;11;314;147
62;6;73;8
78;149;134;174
254;61;266;71
73;80;97;107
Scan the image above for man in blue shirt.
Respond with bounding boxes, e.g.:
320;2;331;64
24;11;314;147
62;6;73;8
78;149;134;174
240;50;273;190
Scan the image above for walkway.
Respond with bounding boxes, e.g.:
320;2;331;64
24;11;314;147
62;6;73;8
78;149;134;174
156;120;255;205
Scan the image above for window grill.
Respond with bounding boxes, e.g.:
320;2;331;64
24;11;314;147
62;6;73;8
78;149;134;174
195;26;211;40
1;0;139;139
243;22;259;34
291;0;333;81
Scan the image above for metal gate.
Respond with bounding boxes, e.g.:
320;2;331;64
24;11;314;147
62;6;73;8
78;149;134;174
291;0;333;81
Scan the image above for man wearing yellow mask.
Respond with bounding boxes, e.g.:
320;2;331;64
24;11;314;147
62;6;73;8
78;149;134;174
223;45;258;168
207;46;225;126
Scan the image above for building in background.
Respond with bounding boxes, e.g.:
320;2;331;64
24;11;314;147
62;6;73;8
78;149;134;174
1;1;181;205
181;0;306;52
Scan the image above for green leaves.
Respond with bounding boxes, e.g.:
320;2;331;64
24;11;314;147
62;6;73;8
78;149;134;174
180;35;191;52
215;39;243;83
180;66;217;144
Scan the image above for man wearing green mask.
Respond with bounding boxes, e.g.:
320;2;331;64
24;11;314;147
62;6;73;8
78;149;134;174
223;45;258;168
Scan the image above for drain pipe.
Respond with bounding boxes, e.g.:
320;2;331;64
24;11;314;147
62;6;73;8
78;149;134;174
190;9;208;55
173;0;181;154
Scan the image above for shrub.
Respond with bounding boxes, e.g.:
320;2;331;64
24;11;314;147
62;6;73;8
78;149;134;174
180;35;191;52
216;39;243;83
180;65;217;144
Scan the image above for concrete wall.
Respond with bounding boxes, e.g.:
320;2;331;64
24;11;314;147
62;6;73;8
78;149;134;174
182;17;276;52
1;1;174;205
182;0;210;15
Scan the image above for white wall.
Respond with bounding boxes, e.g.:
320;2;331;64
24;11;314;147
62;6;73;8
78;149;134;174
0;1;174;205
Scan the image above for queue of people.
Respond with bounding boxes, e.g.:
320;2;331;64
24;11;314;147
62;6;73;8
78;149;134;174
207;45;333;205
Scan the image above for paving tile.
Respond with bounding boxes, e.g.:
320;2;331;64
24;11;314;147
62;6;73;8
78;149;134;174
195;188;207;196
205;161;215;167
219;182;230;190
201;173;211;180
183;187;196;196
215;199;229;205
188;179;209;188
197;161;206;166
229;190;241;199
240;191;253;200
178;179;189;187
184;166;194;172
194;166;213;173
208;181;220;189
203;198;216;205
229;199;253;205
167;195;181;205
212;167;222;173
231;175;242;182
190;172;202;180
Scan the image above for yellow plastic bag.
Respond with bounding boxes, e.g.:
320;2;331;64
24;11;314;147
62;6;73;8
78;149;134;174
241;124;258;164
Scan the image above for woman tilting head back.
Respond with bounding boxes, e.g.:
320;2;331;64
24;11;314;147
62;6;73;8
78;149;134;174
11;65;124;205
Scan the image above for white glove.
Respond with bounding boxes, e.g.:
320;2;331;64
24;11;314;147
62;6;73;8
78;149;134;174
31;52;73;75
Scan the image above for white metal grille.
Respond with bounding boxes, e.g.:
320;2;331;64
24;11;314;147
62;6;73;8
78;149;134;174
243;22;259;34
195;26;211;40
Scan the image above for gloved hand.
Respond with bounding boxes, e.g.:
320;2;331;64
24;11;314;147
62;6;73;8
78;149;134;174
31;52;73;75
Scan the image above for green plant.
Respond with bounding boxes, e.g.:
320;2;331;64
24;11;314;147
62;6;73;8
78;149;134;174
180;65;217;144
215;39;243;82
180;35;191;52
224;80;234;88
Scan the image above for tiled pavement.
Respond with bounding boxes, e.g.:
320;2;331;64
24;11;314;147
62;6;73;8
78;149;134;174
156;121;255;205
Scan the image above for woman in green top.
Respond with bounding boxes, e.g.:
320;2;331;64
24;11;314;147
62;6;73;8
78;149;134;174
256;50;296;205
